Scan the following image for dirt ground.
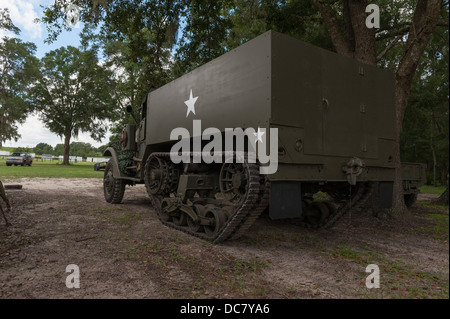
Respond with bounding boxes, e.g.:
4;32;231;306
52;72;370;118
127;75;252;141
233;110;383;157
0;178;448;299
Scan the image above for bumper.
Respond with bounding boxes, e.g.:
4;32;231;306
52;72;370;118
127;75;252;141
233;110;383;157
6;160;25;165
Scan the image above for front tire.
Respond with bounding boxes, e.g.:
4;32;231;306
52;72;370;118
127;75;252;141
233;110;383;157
103;160;126;204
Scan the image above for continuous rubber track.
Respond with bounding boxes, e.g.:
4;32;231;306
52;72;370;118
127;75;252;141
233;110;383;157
144;152;375;243
300;181;376;229
144;152;270;243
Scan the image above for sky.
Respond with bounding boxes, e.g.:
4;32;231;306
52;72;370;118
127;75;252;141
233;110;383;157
1;0;112;148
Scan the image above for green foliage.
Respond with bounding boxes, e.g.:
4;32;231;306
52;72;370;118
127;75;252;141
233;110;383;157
173;0;232;76
31;45;116;164
0;8;20;34
401;15;449;186
0;9;39;144
0;161;104;179
69;142;99;158
223;0;332;51
54;144;65;156
420;185;448;195
33;143;54;155
47;0;185;142
41;0;180;85
52;142;106;156
13;146;33;153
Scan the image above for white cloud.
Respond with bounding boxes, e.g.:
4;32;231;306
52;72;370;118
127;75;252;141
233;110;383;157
0;0;43;39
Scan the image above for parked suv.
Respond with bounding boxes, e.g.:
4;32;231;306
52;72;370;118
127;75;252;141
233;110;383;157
6;153;33;166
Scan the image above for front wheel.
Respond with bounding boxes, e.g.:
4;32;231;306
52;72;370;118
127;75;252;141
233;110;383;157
103;160;126;204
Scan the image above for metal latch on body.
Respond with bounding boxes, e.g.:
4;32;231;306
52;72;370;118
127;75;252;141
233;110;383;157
343;157;365;185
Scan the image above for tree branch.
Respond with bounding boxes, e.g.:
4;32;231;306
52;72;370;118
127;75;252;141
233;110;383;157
377;34;402;61
397;0;443;80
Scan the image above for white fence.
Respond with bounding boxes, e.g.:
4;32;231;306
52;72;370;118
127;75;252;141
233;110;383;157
58;156;83;162
1;151;109;162
39;155;108;162
42;154;54;160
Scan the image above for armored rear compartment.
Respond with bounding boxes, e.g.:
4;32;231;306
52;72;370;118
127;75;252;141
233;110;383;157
144;31;399;183
269;31;397;183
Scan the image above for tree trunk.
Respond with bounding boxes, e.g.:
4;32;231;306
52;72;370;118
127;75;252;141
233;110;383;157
63;133;71;165
434;187;449;205
430;110;437;186
346;0;376;65
441;165;448;187
431;146;437;187
391;76;410;216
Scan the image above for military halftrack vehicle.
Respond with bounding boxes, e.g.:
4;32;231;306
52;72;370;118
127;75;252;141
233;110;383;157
103;30;425;243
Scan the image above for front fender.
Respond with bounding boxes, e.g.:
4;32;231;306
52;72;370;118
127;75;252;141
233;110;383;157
103;147;122;178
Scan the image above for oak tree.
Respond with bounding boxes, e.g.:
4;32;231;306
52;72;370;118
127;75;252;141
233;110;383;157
32;46;116;165
0;9;39;147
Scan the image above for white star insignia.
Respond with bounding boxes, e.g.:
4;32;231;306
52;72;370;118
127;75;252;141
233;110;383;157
184;89;198;117
254;127;265;143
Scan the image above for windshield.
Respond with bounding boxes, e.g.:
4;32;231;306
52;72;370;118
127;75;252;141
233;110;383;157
12;152;22;156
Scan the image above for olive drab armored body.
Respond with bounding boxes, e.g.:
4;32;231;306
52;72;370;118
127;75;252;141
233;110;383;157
102;30;425;243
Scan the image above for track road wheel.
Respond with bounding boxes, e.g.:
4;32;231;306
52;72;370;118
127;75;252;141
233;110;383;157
103;161;126;204
145;156;168;196
172;210;187;226
160;199;172;222
187;204;204;233
219;162;249;205
203;207;227;238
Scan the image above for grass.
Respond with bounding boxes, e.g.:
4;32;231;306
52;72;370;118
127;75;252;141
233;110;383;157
426;213;449;240
420;185;447;195
413;203;449;241
0;160;105;179
416;201;449;212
